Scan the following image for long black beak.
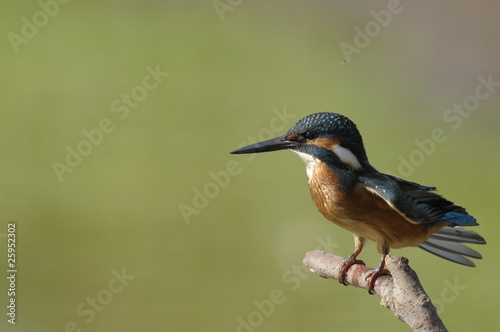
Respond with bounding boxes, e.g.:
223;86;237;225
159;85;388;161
230;135;298;154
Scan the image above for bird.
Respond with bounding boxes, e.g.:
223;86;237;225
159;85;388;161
230;112;486;293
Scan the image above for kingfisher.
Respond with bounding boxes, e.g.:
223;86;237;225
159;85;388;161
230;112;486;293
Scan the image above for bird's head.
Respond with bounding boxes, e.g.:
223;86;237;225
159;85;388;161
230;112;371;172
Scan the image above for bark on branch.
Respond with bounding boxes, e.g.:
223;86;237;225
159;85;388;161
303;250;448;332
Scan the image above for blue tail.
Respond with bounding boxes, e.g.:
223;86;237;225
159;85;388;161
441;211;477;225
420;211;484;266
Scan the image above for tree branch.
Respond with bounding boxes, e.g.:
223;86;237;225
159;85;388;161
303;250;448;332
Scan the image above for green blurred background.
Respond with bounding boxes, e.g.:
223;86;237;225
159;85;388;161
1;1;499;331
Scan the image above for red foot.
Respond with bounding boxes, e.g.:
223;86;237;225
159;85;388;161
338;257;365;286
366;268;391;294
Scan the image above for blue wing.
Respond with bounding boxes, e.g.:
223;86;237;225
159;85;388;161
359;172;477;225
359;172;486;266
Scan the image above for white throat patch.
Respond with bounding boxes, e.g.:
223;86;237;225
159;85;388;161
291;150;319;181
332;145;363;170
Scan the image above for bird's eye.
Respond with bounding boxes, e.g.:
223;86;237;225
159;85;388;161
304;132;317;140
295;132;317;142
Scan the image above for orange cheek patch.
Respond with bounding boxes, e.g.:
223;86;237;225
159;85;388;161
312;138;340;150
286;133;299;141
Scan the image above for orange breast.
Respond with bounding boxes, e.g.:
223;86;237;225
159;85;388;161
307;162;443;250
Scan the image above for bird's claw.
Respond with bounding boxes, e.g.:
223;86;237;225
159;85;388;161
338;258;365;286
366;268;390;294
